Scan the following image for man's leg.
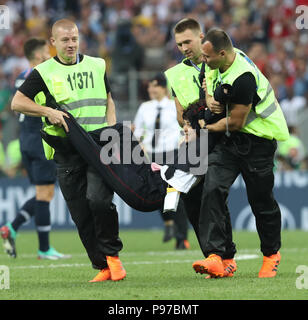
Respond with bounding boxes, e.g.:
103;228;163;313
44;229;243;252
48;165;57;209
86;165;123;256
198;144;239;258
35;184;54;253
56;160;108;270
173;199;190;249
240;138;281;278
12;197;36;231
241;139;281;256
0;197;36;258
86;165;125;281
181;179;203;251
192;144;239;278
160;210;175;243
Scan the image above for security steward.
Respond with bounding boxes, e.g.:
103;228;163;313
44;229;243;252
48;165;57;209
11;19;126;282
165;18;236;275
192;28;289;279
164;18;205;252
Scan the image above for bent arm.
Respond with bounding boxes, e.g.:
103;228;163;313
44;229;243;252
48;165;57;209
12;90;51;117
206;103;251;132
11;90;69;132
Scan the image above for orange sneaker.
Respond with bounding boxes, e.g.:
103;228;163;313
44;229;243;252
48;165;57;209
193;254;224;278
106;256;127;281
89;267;111;282
205;258;237;279
258;252;281;278
183;240;190;250
223;258;237;277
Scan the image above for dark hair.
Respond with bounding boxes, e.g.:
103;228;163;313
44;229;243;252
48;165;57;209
23;38;47;61
203;28;233;53
173;18;201;34
182;99;207;135
150;72;167;88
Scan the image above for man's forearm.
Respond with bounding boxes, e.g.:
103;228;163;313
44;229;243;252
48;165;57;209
206;116;241;132
11;91;50;117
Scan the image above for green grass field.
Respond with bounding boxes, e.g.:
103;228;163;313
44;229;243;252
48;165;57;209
0;229;307;300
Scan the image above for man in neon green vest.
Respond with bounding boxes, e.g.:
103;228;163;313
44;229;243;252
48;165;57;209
192;28;289;279
166;18;210;125
165;18;237;277
11;19;126;282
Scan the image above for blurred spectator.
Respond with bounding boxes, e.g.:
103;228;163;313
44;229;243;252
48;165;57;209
247;42;268;76
0;130;6;177
0;0;307;166
267;0;295;40
4;139;23;178
0;67;11;113
111;20;144;73
293;58;308;98
25;5;48;37
276;126;306;171
280;86;307;127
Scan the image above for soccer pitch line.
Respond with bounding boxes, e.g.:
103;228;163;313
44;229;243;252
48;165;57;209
3;247;307;259
9;254;259;270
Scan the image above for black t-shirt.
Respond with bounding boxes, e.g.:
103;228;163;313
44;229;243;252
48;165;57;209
172;70;259;108
18;54;111;101
229;71;259;107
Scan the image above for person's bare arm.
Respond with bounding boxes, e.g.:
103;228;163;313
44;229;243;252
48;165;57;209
11;90;69;132
205;103;251;132
106;92;116;126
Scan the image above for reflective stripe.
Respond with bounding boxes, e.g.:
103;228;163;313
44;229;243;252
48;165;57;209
245;101;277;125
20;210;31;222
65;98;107;110
260;83;273;103
37;225;51;232
259;100;277;118
77;116;106;125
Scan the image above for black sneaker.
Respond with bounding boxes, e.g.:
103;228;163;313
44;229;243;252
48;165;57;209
163;225;175;242
175;239;190;250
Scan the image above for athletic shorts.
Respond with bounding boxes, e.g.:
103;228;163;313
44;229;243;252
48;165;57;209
21;149;56;185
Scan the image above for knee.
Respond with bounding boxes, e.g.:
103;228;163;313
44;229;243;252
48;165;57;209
36;185;55;202
88;195;115;213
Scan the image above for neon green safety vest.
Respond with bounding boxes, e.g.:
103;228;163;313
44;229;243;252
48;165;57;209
278;135;305;157
205;49;289;141
165;59;203;109
34;55;109;159
6;139;22;168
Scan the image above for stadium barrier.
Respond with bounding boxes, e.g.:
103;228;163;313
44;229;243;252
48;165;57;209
0;171;308;231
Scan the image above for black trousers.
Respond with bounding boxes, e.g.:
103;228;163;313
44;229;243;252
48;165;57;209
54;148;123;270
183;133;281;259
160;198;188;241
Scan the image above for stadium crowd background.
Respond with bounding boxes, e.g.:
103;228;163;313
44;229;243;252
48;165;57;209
0;0;308;178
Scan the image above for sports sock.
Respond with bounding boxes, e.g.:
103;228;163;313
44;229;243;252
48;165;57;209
34;200;51;252
11;196;36;231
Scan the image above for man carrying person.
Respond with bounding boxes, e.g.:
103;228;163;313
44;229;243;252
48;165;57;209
11;19;126;282
192;28;289;278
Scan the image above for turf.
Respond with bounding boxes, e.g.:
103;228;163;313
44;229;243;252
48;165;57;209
0;229;307;300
